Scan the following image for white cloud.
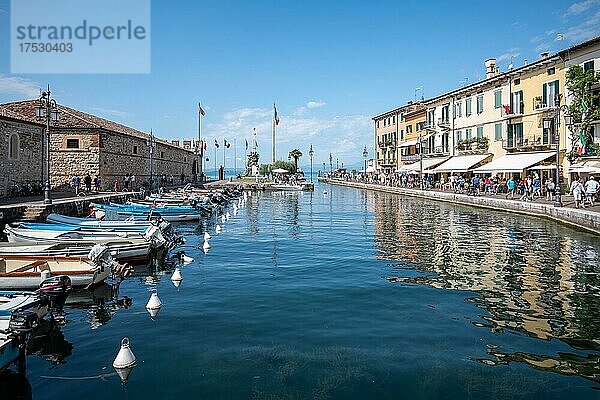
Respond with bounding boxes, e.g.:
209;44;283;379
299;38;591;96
0;75;40;98
87;106;131;119
566;0;599;15
306;100;326;109
205;107;371;165
496;48;520;64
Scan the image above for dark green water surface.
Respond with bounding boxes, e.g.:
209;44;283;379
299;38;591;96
5;183;600;399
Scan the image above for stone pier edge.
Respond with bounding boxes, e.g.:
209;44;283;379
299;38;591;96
324;179;600;237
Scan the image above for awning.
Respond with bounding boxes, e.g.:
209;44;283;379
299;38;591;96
432;154;492;173
472;151;555;173
398;134;433;148
396;157;449;172
570;160;600;174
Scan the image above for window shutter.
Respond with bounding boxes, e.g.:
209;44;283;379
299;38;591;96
543;83;547;105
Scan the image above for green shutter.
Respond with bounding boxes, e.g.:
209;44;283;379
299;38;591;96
495;123;502;141
543;83;547;105
477;126;483;138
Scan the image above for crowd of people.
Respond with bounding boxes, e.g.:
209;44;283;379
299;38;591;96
69;173;189;194
324;170;599;210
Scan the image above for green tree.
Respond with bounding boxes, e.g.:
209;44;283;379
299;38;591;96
288;149;303;171
565;65;600;157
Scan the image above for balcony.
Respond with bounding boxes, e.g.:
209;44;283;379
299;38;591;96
437;118;450;130
378;158;396;166
401;146;449;162
501;102;524;118
401;153;421;162
377;139;397;149
503;134;557;150
456;138;490;154
423;121;437;132
532;96;555;111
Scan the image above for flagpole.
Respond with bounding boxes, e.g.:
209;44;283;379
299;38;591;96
198;102;202;181
214;141;217;180
223;140;226;180
272;116;276;163
234;138;237;177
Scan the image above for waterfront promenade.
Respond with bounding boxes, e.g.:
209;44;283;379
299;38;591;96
323;178;600;236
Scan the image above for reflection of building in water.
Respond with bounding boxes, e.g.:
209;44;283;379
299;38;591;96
371;191;600;347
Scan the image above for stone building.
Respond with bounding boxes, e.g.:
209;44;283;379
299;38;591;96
0;100;195;192
0;108;44;197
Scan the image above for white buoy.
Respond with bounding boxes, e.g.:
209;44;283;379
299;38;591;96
221;215;226;223
113;337;137;369
180;254;194;264
171;267;183;283
146;290;162;318
203;239;211;250
146;290;162;310
215;224;222;233
204;232;212;241
233;208;238;216
226;212;231;220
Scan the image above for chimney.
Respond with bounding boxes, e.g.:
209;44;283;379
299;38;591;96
540;52;549;59
524;58;528;65
484;58;499;79
171;139;180;147
182;140;192;150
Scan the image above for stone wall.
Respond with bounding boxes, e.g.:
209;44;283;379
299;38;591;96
49;129;101;189
99;131;194;189
0;118;44;197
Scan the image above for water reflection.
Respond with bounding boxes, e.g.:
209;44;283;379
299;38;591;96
371;191;600;381
66;283;132;330
27;320;73;365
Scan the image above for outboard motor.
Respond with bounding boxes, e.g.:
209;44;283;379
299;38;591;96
142;225;168;249
38;275;72;314
9;310;39;335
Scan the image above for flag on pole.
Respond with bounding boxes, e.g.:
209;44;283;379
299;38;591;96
274;103;279;125
214;139;219;148
204;141;207;150
577;131;586;156
199;103;206;116
224;139;231;148
245;139;248;151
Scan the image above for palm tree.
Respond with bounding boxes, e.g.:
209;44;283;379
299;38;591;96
288;149;302;171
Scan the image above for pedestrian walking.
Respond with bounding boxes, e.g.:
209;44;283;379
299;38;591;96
84;173;92;192
94;175;101;192
506;176;515;199
570;178;585;208
113;179;120;192
584;176;598;207
545;179;555;201
130;174;136;190
72;175;80;195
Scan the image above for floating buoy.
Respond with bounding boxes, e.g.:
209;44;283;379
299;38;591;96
203;239;211;250
225;212;231;220
171;267;183;283
221;215;226;223
233;208;238;216
146;290;162;318
204;232;212;241
180;253;194;264
215;224;222;233
113;337;137;370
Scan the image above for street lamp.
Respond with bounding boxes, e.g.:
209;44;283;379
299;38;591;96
146;129;156;193
308;144;314;183
35;85;60;205
336;158;339;170
329;153;333;173
543;93;571;208
362;146;368;178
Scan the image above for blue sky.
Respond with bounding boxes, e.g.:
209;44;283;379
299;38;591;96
1;0;599;168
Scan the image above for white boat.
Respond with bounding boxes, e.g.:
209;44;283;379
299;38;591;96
0;244;120;290
46;213;153;229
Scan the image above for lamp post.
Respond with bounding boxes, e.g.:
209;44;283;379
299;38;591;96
329;153;333;173
322;162;326;177
543;93;572;208
146;129;156;193
419;132;424;190
362;146;368;179
35;85;60;205
308;144;314;183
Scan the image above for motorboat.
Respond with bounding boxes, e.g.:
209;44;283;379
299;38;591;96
271;184;304;191
0;244;124;289
0;276;71;371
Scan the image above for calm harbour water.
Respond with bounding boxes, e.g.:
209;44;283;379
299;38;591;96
4;182;600;399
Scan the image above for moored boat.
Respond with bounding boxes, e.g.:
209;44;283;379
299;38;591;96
0;244;123;290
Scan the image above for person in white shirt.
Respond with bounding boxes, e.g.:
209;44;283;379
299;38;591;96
571;178;585;209
585;176;598;206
